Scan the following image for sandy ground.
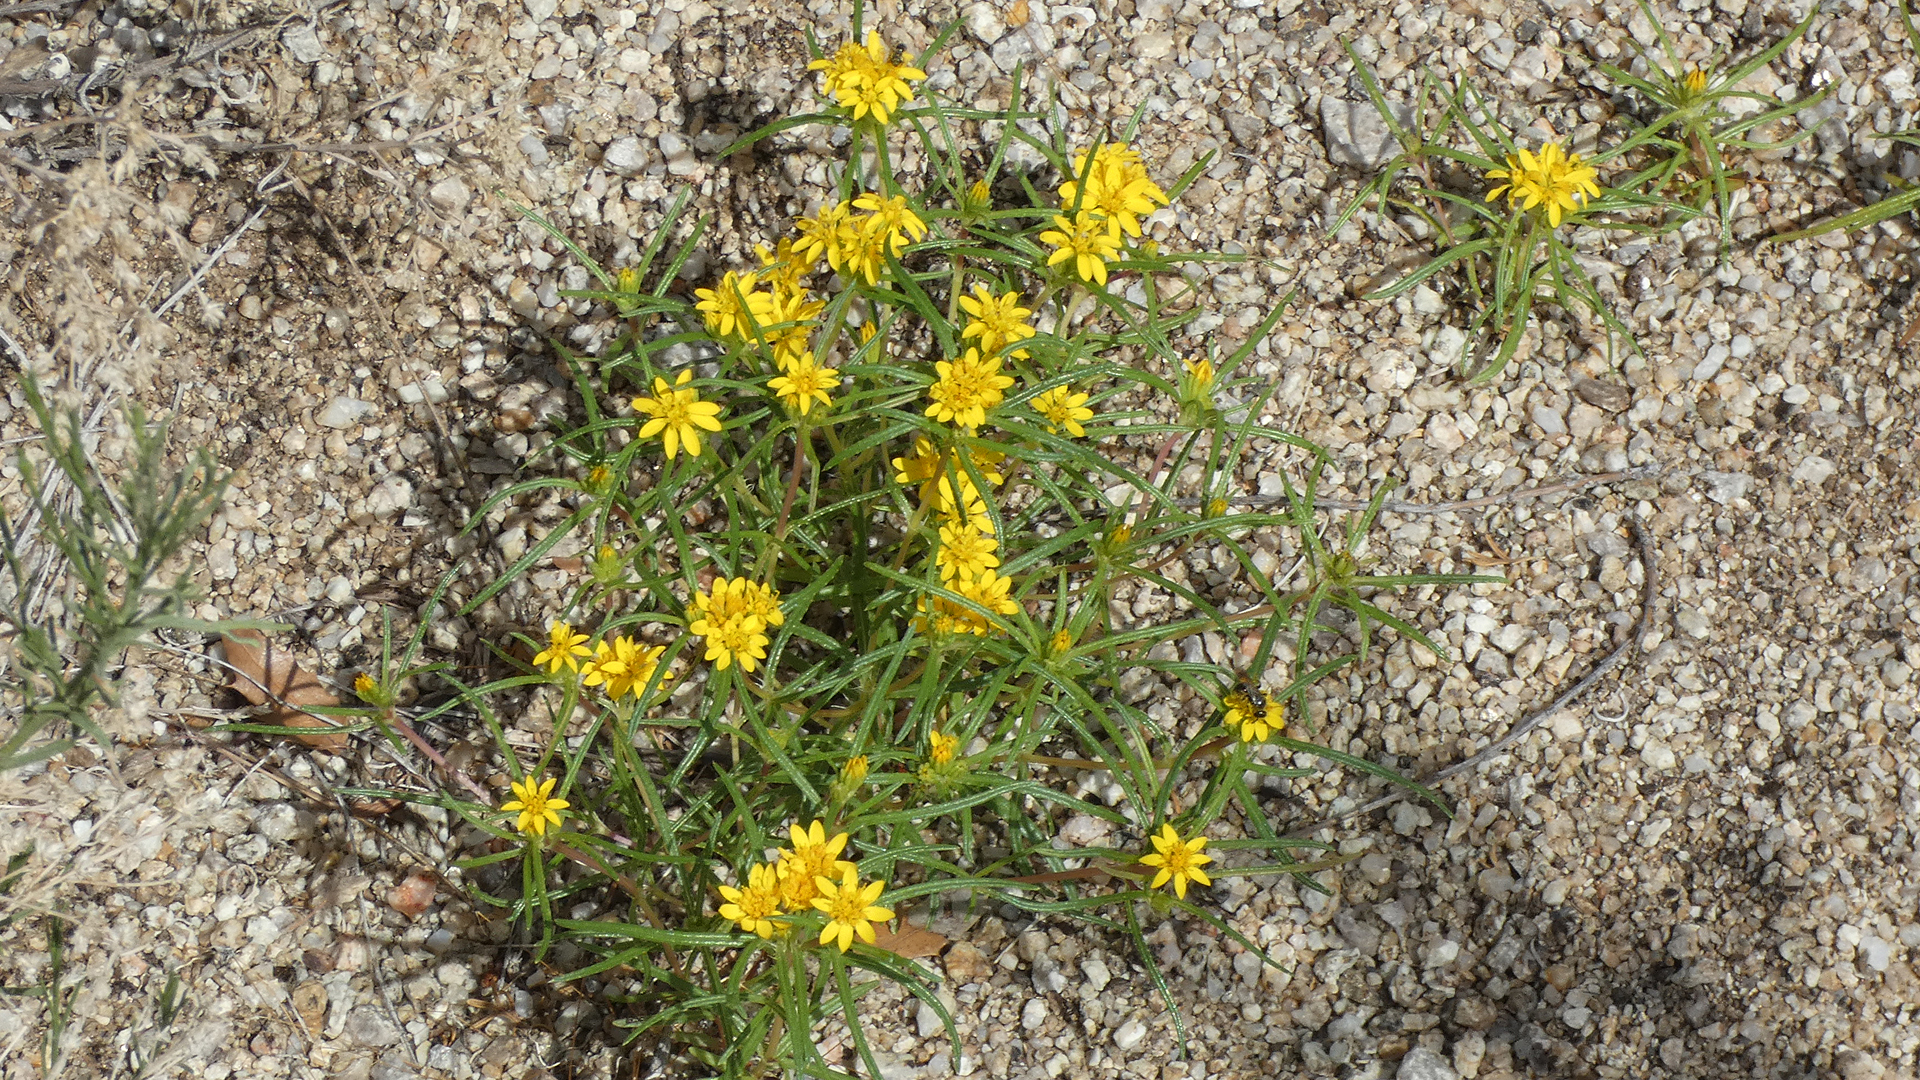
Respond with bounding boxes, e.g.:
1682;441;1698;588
2;0;1918;1078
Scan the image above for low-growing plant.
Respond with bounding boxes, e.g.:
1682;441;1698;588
319;15;1495;1078
1339;1;1823;382
0;377;242;773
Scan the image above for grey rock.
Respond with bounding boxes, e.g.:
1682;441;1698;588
1321;97;1411;170
345;1006;400;1047
602;136;648;174
1701;470;1751;505
1572;377;1631;412
1080;956;1112;993
318;395;376;429
1397;1047;1459;1080
283;24;324;64
962;1;1004;44
1112;1018;1147;1051
252;802;312;843
1020;998;1047;1031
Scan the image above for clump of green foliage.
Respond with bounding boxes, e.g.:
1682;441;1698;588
1342;0;1824;382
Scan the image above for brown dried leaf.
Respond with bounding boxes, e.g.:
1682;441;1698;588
291;981;329;1034
219;631;349;751
869;920;950;960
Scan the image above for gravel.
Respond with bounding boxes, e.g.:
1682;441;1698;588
4;0;1920;1077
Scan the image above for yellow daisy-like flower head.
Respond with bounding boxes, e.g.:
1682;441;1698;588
693;270;776;341
581;635;669;701
1484;142;1601;228
769;355;839;417
1138;823;1213;900
755;237;810;299
532;620;593;675
853;192;928;260
809;30;927;126
777;820;858;909
718;863;787;938
688;611;767;673
1223;690;1278;743
812;866;895;952
793;200;856;272
925;349;1015;430
1681;67;1709;96
915;569;1020;636
1059;142;1169;238
501;776;570;837
1039;210;1124;286
957;284;1037;360
841;755;870;786
1049;628;1074;656
633;370;725;461
936;521;1000;582
694;576;785;629
927;729;959;766
1030;385;1093;438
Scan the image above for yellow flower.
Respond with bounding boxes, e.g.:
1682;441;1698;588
892;440;1005;505
352;672;385;706
1223;690;1278;743
926;349;1014;429
1484;142;1601;227
841;755;870;786
581;635;669;701
1048;628;1074;656
585;463;613;494
693;576;785;629
853;192;928;260
1138;823;1213;900
634;370;725;460
755;238;810;298
1040;210;1124;285
794;200;856;272
936;521;1000;582
812;866;895;952
693;270;776;340
957;284;1036;360
533;621;594;674
688;611;767;673
928;730;959;765
1059;142;1168;238
1030;385;1093;437
809;30;927;125
916;570;1019;635
769;355;839;417
718;863;787;938
1681;68;1709;95
501;776;570;837
762;288;826;370
778;820;858;909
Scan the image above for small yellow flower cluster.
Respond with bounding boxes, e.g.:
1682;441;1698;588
892;440;1020;636
688;575;784;673
1042;141;1169;286
917;729;968;794
795;192;929;288
716;819;895;952
807;30;927;126
533;621;672;702
1485;141;1601;228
